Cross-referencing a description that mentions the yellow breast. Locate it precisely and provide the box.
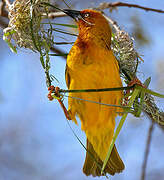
[66,42,122,131]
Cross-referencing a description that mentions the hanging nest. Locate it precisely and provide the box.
[3,0,52,51]
[112,30,140,79]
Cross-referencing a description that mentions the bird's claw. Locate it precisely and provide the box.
[122,77,146,106]
[128,77,146,89]
[47,86,61,101]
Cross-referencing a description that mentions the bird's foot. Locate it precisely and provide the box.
[122,77,146,106]
[47,86,61,101]
[47,86,71,120]
[128,77,146,89]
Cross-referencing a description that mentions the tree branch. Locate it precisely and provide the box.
[43,2,164,20]
[97,2,164,13]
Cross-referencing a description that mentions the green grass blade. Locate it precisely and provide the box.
[4,39,17,53]
[42,23,77,28]
[136,85,164,98]
[144,77,151,87]
[135,77,151,117]
[52,28,77,36]
[49,53,68,56]
[101,88,140,174]
[53,23,77,28]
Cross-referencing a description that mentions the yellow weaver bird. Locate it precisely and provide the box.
[64,9,125,177]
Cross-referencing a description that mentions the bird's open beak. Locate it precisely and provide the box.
[63,9,81,21]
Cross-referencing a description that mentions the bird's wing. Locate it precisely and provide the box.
[65,64,71,89]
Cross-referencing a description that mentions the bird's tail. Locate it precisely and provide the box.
[83,139,125,177]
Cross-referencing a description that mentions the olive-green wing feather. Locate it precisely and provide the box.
[83,139,125,177]
[65,64,71,89]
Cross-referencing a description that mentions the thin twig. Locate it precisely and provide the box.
[43,1,164,20]
[59,85,135,93]
[64,94,130,109]
[141,122,155,180]
[42,11,66,19]
[97,2,164,14]
[54,41,74,45]
[50,46,67,60]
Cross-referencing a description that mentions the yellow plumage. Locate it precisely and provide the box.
[65,9,124,176]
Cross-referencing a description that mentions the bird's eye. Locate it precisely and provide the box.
[84,13,90,18]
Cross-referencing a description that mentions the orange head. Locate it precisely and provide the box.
[63,9,112,48]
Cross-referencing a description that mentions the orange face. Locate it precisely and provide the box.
[63,9,109,29]
[79,10,104,22]
[63,9,112,45]
[77,9,109,28]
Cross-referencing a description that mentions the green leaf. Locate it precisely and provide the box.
[3,29,16,37]
[40,56,45,69]
[136,85,164,98]
[144,77,151,87]
[4,39,17,53]
[135,77,151,117]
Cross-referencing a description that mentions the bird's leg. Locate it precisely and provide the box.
[123,77,146,105]
[47,86,71,120]
[128,77,146,88]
